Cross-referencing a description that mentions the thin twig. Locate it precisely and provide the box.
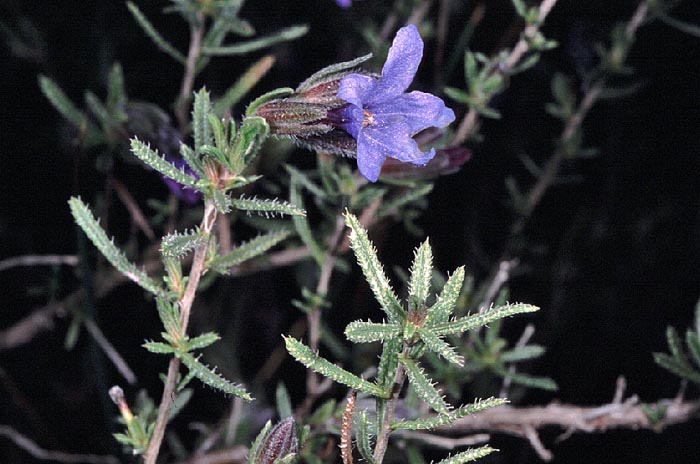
[0,304,66,351]
[0,254,78,272]
[83,319,137,385]
[144,201,218,464]
[373,348,408,463]
[111,178,155,240]
[499,323,535,398]
[0,425,119,464]
[175,12,205,132]
[175,446,248,464]
[393,430,490,449]
[451,0,560,145]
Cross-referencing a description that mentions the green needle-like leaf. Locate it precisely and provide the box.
[156,297,182,339]
[500,345,546,363]
[176,351,252,400]
[686,330,700,370]
[284,337,387,397]
[130,138,199,189]
[432,303,539,336]
[345,321,401,344]
[425,267,465,327]
[69,197,162,295]
[408,239,433,308]
[297,53,372,93]
[232,196,306,217]
[416,327,464,366]
[376,338,401,391]
[401,356,449,414]
[392,397,507,430]
[209,230,291,273]
[434,446,498,463]
[126,2,186,64]
[160,228,208,258]
[290,175,325,265]
[143,341,176,354]
[38,75,101,143]
[193,88,214,153]
[653,352,700,384]
[202,25,308,56]
[213,55,276,116]
[184,332,221,351]
[377,183,433,218]
[355,410,377,464]
[344,212,405,323]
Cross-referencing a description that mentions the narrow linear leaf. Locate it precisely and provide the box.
[434,446,498,464]
[126,1,186,64]
[193,88,213,153]
[432,303,539,336]
[209,230,291,273]
[392,397,507,430]
[416,327,464,367]
[143,341,176,354]
[38,75,100,140]
[202,25,308,56]
[213,55,276,116]
[409,239,433,307]
[344,212,405,323]
[276,382,293,420]
[184,332,220,351]
[653,353,700,384]
[246,87,295,117]
[84,90,110,126]
[232,195,306,217]
[106,62,125,111]
[401,356,449,414]
[344,321,401,344]
[249,421,273,464]
[68,197,161,295]
[130,138,199,188]
[500,345,546,363]
[355,410,376,464]
[283,165,328,201]
[497,369,558,391]
[425,267,465,326]
[377,183,433,218]
[160,228,207,258]
[376,338,402,391]
[176,351,252,400]
[297,53,373,92]
[686,331,700,370]
[156,297,182,339]
[284,337,386,397]
[290,176,325,265]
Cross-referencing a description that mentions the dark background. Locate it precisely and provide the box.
[1,0,699,462]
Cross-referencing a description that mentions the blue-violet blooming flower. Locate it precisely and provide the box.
[335,24,455,182]
[335,0,352,7]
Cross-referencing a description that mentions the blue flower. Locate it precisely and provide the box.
[335,24,455,182]
[335,0,352,7]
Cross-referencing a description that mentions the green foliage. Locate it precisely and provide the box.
[209,230,291,273]
[160,228,208,258]
[68,197,162,295]
[38,75,101,145]
[654,301,700,384]
[202,25,308,56]
[232,196,306,217]
[392,397,507,430]
[130,138,200,189]
[177,351,252,400]
[126,1,186,64]
[434,446,498,464]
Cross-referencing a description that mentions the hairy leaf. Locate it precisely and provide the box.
[160,229,208,258]
[416,327,464,366]
[232,195,306,217]
[209,230,291,273]
[401,356,449,414]
[344,212,405,323]
[184,332,220,351]
[297,53,373,92]
[68,197,161,295]
[284,337,386,397]
[345,321,402,344]
[202,25,308,56]
[392,397,507,430]
[425,267,465,326]
[176,351,252,400]
[408,239,433,308]
[355,410,376,464]
[142,341,176,354]
[193,88,213,154]
[130,139,199,188]
[434,446,497,463]
[432,303,539,336]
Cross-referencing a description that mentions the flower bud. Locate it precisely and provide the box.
[254,417,298,464]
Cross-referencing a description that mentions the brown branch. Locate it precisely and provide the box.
[437,399,700,460]
[451,0,560,145]
[0,425,119,464]
[144,201,218,464]
[175,12,205,132]
[111,178,155,240]
[83,319,137,385]
[0,304,66,351]
[0,254,78,272]
[175,446,248,464]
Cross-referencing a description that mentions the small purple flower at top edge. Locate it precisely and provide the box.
[334,24,455,182]
[335,0,352,7]
[162,155,201,205]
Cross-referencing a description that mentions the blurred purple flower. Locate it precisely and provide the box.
[161,155,201,205]
[334,24,455,182]
[335,0,352,7]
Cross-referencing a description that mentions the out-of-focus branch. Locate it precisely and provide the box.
[0,254,78,272]
[0,425,119,464]
[451,0,560,145]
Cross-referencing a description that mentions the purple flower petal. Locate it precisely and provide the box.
[369,91,455,135]
[337,74,377,110]
[367,24,423,103]
[335,0,352,7]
